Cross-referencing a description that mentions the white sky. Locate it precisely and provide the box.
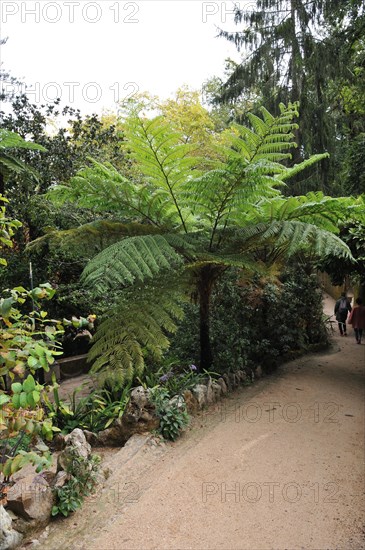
[0,0,245,115]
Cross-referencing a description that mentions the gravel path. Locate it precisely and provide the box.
[37,294,365,550]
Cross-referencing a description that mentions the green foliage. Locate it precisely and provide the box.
[318,217,365,294]
[149,387,189,441]
[0,195,22,266]
[216,1,365,192]
[81,234,184,292]
[0,284,63,381]
[138,362,216,396]
[0,157,63,493]
[44,103,352,379]
[168,265,328,373]
[44,380,132,434]
[88,284,185,389]
[51,449,100,517]
[0,285,64,485]
[0,129,46,185]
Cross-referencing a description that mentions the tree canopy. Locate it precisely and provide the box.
[34,101,357,386]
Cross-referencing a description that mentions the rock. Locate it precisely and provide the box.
[53,471,68,489]
[0,506,23,550]
[130,386,148,409]
[206,380,214,404]
[83,430,101,447]
[191,384,207,408]
[211,381,222,401]
[57,428,91,472]
[6,474,53,529]
[64,428,91,458]
[255,365,263,379]
[38,471,56,486]
[238,370,247,382]
[97,400,159,447]
[123,401,159,433]
[183,390,198,413]
[235,370,244,383]
[216,377,228,395]
[222,373,232,391]
[50,433,65,451]
[227,372,237,389]
[97,422,126,447]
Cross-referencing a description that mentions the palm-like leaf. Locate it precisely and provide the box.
[0,129,46,183]
[82,234,184,291]
[27,220,163,260]
[123,114,203,232]
[88,283,185,388]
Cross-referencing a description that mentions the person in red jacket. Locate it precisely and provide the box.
[348,297,365,344]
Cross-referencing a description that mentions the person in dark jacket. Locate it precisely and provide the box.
[334,292,352,336]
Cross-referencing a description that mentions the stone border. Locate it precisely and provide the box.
[1,368,262,549]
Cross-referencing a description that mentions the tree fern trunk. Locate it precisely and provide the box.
[197,264,224,371]
[198,267,213,371]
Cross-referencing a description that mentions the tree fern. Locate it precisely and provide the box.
[33,102,358,377]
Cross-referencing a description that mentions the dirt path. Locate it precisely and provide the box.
[37,295,364,550]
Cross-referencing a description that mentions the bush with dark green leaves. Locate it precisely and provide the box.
[168,264,327,374]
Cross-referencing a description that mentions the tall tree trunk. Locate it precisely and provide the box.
[290,0,303,165]
[197,265,216,371]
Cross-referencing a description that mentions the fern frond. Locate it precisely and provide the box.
[0,129,46,152]
[27,220,162,259]
[81,234,185,292]
[88,286,185,388]
[229,220,353,261]
[280,154,330,182]
[247,193,360,234]
[124,115,203,232]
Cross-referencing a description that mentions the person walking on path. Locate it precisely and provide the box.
[334,291,352,336]
[347,297,365,344]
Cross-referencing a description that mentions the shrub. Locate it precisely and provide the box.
[44,380,132,435]
[52,449,100,517]
[149,387,189,441]
[167,264,328,373]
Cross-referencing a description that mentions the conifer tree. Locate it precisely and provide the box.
[217,0,364,192]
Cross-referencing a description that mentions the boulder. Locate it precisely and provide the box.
[83,430,101,447]
[216,377,228,395]
[64,428,91,458]
[122,399,159,433]
[6,474,53,529]
[130,386,148,409]
[222,373,232,391]
[191,384,207,408]
[97,398,159,447]
[57,428,91,471]
[211,381,222,401]
[206,380,215,404]
[227,372,237,389]
[168,395,186,411]
[53,471,68,489]
[0,506,23,550]
[183,390,199,414]
[50,433,65,451]
[238,370,247,382]
[255,365,263,379]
